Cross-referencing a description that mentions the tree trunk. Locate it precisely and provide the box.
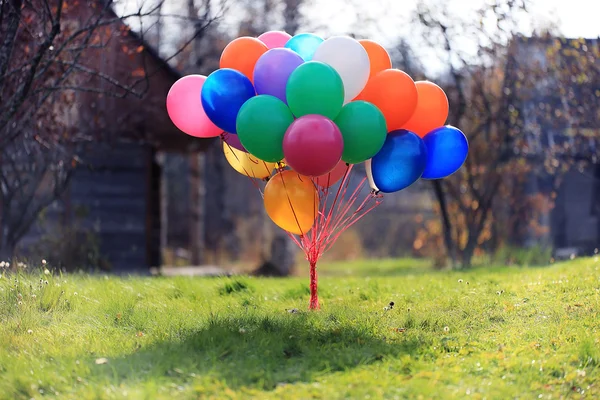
[270,231,295,275]
[431,180,457,268]
[254,230,296,276]
[283,0,301,35]
[0,238,15,263]
[461,236,477,268]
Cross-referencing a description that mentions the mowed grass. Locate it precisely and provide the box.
[1,258,599,399]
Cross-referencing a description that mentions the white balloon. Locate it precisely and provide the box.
[312,36,370,104]
[365,159,379,192]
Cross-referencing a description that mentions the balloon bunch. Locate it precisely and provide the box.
[166,30,469,310]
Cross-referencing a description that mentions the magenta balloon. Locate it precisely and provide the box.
[253,49,304,103]
[283,115,343,177]
[223,133,247,152]
[166,75,222,138]
[258,31,292,49]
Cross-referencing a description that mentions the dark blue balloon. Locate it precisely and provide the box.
[422,125,469,179]
[371,130,427,193]
[201,68,255,134]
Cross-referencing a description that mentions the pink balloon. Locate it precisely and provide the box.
[223,133,247,152]
[313,160,348,188]
[166,75,223,138]
[258,31,292,49]
[283,115,343,177]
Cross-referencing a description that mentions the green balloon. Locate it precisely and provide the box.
[286,61,344,120]
[236,95,295,162]
[334,101,388,164]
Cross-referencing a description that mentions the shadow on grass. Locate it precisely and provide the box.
[106,312,419,391]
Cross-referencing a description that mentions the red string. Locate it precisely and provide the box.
[231,154,383,308]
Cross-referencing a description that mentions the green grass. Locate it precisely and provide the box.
[1,258,599,399]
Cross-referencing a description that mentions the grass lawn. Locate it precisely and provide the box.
[1,258,599,399]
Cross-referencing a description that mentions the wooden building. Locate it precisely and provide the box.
[506,36,600,256]
[17,4,213,272]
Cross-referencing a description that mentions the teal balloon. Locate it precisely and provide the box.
[284,33,324,61]
[236,95,295,162]
[286,61,344,120]
[334,101,387,164]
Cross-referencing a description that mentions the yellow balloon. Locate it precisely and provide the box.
[264,170,319,235]
[223,142,277,179]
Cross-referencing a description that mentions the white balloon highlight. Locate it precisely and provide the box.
[313,36,370,103]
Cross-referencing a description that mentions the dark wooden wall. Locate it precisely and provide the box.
[551,167,599,253]
[68,143,160,271]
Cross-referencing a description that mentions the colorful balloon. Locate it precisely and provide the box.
[402,81,449,137]
[283,114,343,176]
[258,31,292,49]
[284,33,324,61]
[286,61,344,119]
[264,169,319,235]
[220,37,268,82]
[312,36,370,103]
[313,160,349,188]
[236,95,295,162]
[359,40,392,79]
[422,125,468,179]
[371,129,427,193]
[166,75,222,138]
[223,133,247,152]
[355,69,417,131]
[201,68,255,134]
[223,141,276,179]
[334,100,387,164]
[253,48,304,104]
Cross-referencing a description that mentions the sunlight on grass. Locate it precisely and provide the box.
[297,258,432,277]
[1,258,599,398]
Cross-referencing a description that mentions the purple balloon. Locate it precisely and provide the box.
[253,48,304,104]
[223,133,247,152]
[283,114,343,176]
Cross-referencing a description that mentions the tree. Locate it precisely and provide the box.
[0,0,222,262]
[412,0,599,267]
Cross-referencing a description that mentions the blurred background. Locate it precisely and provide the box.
[0,0,598,274]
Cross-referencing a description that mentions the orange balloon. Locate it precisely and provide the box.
[402,81,449,137]
[220,37,268,82]
[359,40,392,79]
[264,170,318,235]
[355,69,417,131]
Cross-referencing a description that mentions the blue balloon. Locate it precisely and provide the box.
[371,130,427,193]
[284,33,324,61]
[422,125,469,179]
[201,68,255,134]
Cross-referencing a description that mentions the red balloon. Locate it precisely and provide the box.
[283,115,343,177]
[313,160,348,188]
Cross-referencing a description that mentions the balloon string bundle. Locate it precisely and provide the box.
[167,30,470,311]
[221,137,383,309]
[281,164,383,310]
